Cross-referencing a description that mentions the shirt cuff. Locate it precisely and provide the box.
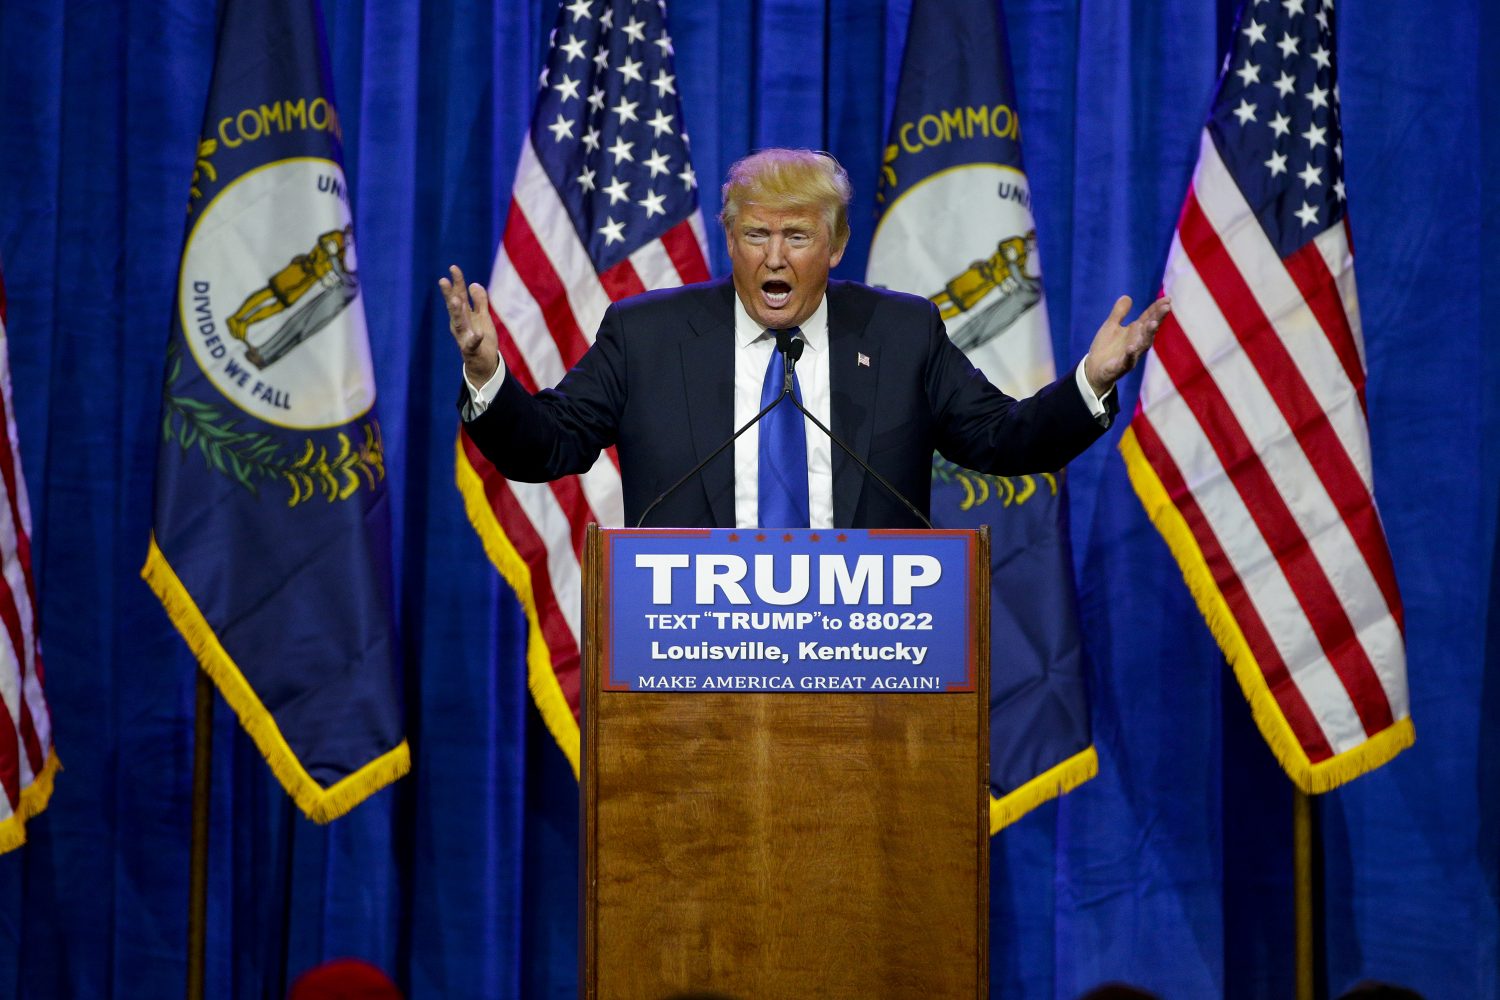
[1074,356,1113,420]
[463,363,506,418]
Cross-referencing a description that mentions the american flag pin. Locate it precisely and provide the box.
[857,352,870,367]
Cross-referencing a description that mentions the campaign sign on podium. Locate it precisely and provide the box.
[582,525,989,998]
[599,528,977,693]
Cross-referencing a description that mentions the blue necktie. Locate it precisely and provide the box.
[757,329,809,528]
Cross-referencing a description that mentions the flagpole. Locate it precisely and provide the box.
[1294,788,1317,1000]
[187,670,212,1000]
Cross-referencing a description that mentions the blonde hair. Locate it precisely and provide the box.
[719,149,853,252]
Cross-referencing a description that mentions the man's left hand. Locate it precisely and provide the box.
[1084,294,1171,398]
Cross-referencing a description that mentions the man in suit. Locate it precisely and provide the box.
[442,149,1168,529]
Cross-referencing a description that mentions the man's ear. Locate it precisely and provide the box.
[830,241,847,269]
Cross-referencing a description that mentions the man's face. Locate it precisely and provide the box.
[725,204,845,330]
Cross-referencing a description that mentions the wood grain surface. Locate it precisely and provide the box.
[582,527,989,1000]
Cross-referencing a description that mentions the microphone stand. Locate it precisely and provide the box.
[633,342,797,527]
[635,330,934,530]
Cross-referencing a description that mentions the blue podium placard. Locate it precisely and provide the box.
[600,529,976,693]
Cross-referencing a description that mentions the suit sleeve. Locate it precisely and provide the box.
[923,302,1115,475]
[459,304,630,482]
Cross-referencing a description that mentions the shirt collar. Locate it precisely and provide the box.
[732,286,829,353]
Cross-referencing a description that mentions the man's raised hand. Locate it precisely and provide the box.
[1083,294,1171,398]
[439,264,501,387]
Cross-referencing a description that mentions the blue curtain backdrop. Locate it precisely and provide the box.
[0,0,1494,996]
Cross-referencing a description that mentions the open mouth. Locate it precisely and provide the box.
[761,281,792,309]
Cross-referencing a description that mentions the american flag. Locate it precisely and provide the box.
[455,0,710,772]
[1120,0,1412,791]
[0,264,58,852]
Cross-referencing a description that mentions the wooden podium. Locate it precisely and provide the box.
[580,526,990,999]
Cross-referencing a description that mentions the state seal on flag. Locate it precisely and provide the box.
[178,157,376,430]
[867,164,1054,396]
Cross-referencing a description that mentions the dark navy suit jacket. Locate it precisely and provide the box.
[463,278,1113,528]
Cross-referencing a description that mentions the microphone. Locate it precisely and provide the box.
[633,332,802,528]
[634,329,934,530]
[773,327,805,396]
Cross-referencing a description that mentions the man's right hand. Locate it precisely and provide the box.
[439,264,501,387]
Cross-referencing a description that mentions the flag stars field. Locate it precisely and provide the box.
[644,148,671,177]
[612,96,639,123]
[603,176,629,204]
[647,109,673,136]
[461,0,712,775]
[1210,0,1344,257]
[598,217,625,244]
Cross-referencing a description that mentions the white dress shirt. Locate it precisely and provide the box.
[464,289,1111,529]
[732,294,834,529]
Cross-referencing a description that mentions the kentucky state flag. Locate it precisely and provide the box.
[142,0,406,822]
[867,0,1094,832]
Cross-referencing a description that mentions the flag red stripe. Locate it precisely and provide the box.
[0,682,19,808]
[0,374,43,768]
[598,258,647,302]
[485,482,583,716]
[1281,236,1368,411]
[462,432,583,716]
[16,703,39,778]
[546,469,595,561]
[0,387,39,601]
[0,577,41,772]
[1180,193,1405,634]
[1131,412,1336,762]
[1278,248,1404,632]
[660,219,712,283]
[493,311,542,396]
[502,201,593,372]
[1150,311,1395,735]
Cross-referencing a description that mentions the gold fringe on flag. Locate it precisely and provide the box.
[141,537,410,822]
[989,744,1097,834]
[455,436,582,777]
[1119,428,1413,793]
[0,749,61,853]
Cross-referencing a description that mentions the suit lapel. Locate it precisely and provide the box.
[680,280,737,527]
[827,282,879,528]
